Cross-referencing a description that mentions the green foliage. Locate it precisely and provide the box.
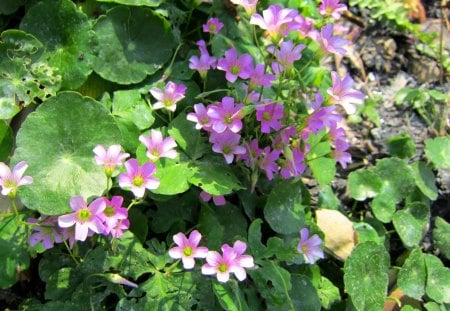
[433,217,450,260]
[425,136,450,169]
[0,120,13,161]
[387,133,416,158]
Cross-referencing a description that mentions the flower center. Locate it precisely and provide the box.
[164,99,173,107]
[200,117,209,125]
[104,205,115,217]
[302,245,309,254]
[230,65,240,75]
[262,111,271,121]
[150,149,160,157]
[209,24,216,32]
[222,145,232,154]
[183,246,193,257]
[78,209,91,222]
[3,180,16,188]
[224,114,233,124]
[133,175,144,187]
[218,263,228,273]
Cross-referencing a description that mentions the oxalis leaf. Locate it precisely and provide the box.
[12,91,122,215]
[20,0,94,89]
[397,248,426,300]
[344,241,390,311]
[213,281,249,311]
[424,136,450,169]
[92,6,176,84]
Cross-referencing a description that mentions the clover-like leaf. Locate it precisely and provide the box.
[424,254,450,303]
[397,248,426,300]
[348,169,383,201]
[344,242,390,311]
[12,91,122,215]
[433,217,450,260]
[411,161,438,200]
[20,0,94,89]
[93,6,176,84]
[425,136,450,169]
[153,159,192,195]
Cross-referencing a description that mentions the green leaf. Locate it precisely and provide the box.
[0,120,13,161]
[112,89,154,130]
[45,267,82,300]
[387,133,416,158]
[291,274,321,311]
[308,157,336,186]
[213,282,249,311]
[168,113,208,160]
[344,242,390,311]
[397,248,426,300]
[198,204,225,249]
[188,155,242,196]
[433,217,450,260]
[424,302,448,311]
[96,0,162,6]
[424,254,450,303]
[12,91,122,215]
[20,0,94,89]
[411,161,438,200]
[1,29,43,60]
[247,218,267,259]
[392,209,425,248]
[317,276,341,309]
[93,6,176,84]
[425,136,450,169]
[318,185,340,210]
[0,215,30,289]
[354,222,385,245]
[153,159,192,195]
[348,169,383,201]
[114,117,141,152]
[0,0,24,15]
[264,179,306,235]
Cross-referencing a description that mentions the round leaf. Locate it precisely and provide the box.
[397,248,426,299]
[425,136,450,169]
[344,242,390,311]
[411,161,438,200]
[93,6,176,84]
[12,91,122,215]
[20,0,94,89]
[348,169,383,201]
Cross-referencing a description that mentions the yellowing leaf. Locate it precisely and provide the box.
[316,209,357,261]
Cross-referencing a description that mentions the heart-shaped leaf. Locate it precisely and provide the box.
[12,91,122,215]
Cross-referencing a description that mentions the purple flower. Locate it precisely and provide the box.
[0,161,33,197]
[168,230,208,269]
[217,48,253,83]
[209,130,246,164]
[333,138,352,169]
[58,196,106,242]
[230,0,258,15]
[240,138,263,168]
[250,5,299,41]
[106,274,138,288]
[200,190,226,206]
[249,63,276,89]
[259,147,281,180]
[187,103,212,131]
[118,158,160,198]
[139,129,178,162]
[203,17,224,34]
[280,146,306,179]
[189,40,217,79]
[327,71,364,114]
[93,144,129,176]
[99,196,129,238]
[268,40,306,74]
[207,96,244,133]
[202,241,254,283]
[256,102,284,133]
[29,216,63,249]
[297,228,324,264]
[150,81,186,112]
[319,0,347,19]
[310,24,348,55]
[294,15,316,38]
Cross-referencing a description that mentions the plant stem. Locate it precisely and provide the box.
[63,240,80,265]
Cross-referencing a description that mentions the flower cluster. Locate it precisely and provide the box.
[187,2,363,183]
[168,230,255,283]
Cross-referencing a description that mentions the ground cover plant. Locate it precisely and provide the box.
[0,0,449,310]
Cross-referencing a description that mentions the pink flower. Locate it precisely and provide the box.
[168,230,208,269]
[207,96,244,133]
[203,17,223,34]
[106,274,138,288]
[200,190,226,206]
[58,196,106,242]
[310,24,348,55]
[202,241,254,283]
[189,40,217,79]
[249,63,276,89]
[118,158,160,198]
[139,129,178,162]
[280,146,306,179]
[209,130,246,164]
[187,103,212,131]
[297,228,324,264]
[259,147,281,180]
[28,216,63,249]
[294,15,316,38]
[327,71,364,114]
[256,102,284,133]
[333,138,352,169]
[250,4,299,41]
[240,138,263,168]
[268,40,306,74]
[318,0,347,19]
[99,196,129,238]
[93,144,129,176]
[0,161,33,197]
[230,0,258,15]
[150,81,186,112]
[217,48,253,83]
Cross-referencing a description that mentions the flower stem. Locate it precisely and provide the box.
[63,240,80,265]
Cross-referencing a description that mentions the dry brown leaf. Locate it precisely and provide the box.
[316,209,357,261]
